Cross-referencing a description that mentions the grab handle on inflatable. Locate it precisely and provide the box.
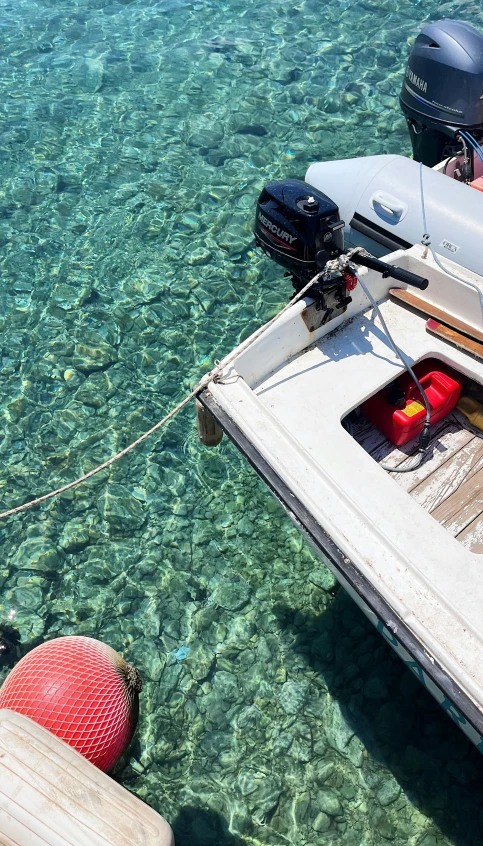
[371,190,408,221]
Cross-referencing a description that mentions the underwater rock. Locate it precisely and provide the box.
[279,679,309,715]
[237,768,282,821]
[13,582,44,612]
[272,732,293,756]
[377,779,401,807]
[308,566,337,591]
[211,576,251,611]
[10,178,37,207]
[73,371,117,408]
[133,597,161,638]
[100,484,146,533]
[14,612,45,641]
[12,539,62,573]
[51,282,91,312]
[114,183,141,202]
[73,337,118,373]
[186,118,224,149]
[237,124,268,136]
[71,58,104,93]
[135,211,167,241]
[131,639,165,681]
[156,663,184,706]
[235,705,262,732]
[293,792,311,825]
[218,224,248,256]
[34,169,59,195]
[325,700,355,756]
[192,519,215,548]
[323,94,340,113]
[346,734,365,768]
[185,641,215,681]
[364,675,389,700]
[314,760,335,784]
[417,835,440,846]
[59,519,90,552]
[313,811,331,833]
[63,368,84,388]
[316,788,342,817]
[375,810,396,840]
[237,516,254,537]
[211,670,239,704]
[200,730,234,758]
[188,247,212,266]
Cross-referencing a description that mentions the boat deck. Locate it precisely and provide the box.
[352,406,483,553]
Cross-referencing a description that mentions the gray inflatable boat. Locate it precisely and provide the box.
[305,18,483,278]
[305,153,483,277]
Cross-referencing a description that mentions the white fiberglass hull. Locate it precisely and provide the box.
[201,245,483,751]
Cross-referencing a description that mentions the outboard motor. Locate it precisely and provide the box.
[254,179,345,289]
[400,20,483,170]
[254,179,352,323]
[254,179,428,324]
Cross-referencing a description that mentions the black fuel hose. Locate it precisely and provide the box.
[355,271,432,473]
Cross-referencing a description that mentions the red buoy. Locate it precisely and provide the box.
[0,636,142,772]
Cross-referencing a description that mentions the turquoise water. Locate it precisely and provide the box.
[2,0,483,842]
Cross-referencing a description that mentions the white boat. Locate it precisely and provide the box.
[197,20,483,749]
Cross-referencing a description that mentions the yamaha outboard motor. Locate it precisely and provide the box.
[400,20,483,169]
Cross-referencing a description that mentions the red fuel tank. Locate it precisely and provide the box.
[360,358,463,447]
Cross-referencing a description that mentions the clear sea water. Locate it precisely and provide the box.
[2,0,483,843]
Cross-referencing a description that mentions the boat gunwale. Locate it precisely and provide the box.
[199,387,483,743]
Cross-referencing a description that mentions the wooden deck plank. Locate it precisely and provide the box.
[360,417,457,470]
[457,515,483,554]
[350,417,388,454]
[352,406,483,553]
[431,462,483,536]
[392,424,473,491]
[410,436,483,514]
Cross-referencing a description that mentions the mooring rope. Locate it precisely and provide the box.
[0,272,322,520]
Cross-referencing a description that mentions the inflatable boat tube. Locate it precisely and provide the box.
[305,155,483,276]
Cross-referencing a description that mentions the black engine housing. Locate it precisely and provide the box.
[254,179,344,290]
[400,19,483,166]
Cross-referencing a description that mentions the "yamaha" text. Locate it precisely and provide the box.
[406,66,428,94]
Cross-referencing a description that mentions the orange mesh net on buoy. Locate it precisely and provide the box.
[0,635,142,772]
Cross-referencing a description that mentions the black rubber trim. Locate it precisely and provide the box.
[350,212,414,253]
[199,387,483,740]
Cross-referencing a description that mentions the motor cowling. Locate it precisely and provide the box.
[254,179,344,291]
[400,19,483,166]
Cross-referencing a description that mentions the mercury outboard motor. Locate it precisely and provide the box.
[254,179,353,322]
[400,20,483,168]
[254,179,428,324]
[254,179,345,288]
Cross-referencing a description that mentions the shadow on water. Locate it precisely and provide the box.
[172,806,245,846]
[275,588,483,846]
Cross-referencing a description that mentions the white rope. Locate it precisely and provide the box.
[0,272,322,520]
